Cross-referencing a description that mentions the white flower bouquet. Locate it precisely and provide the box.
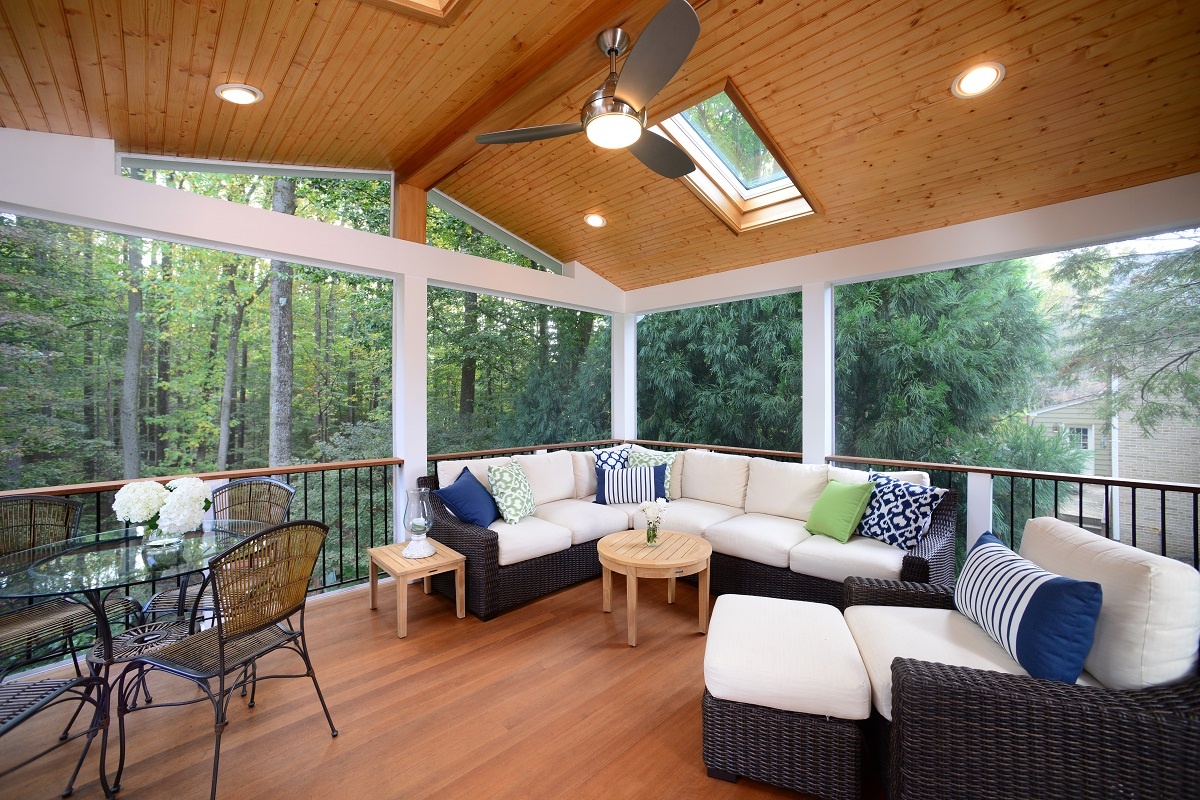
[639,497,668,546]
[113,477,212,536]
[112,481,170,527]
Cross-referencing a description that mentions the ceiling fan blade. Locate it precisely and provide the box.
[476,122,584,145]
[613,0,700,112]
[628,130,695,179]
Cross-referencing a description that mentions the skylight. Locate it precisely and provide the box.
[678,92,787,196]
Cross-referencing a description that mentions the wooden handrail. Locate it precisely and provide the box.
[427,440,620,461]
[0,457,405,499]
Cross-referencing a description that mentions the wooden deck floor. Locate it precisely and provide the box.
[3,576,882,800]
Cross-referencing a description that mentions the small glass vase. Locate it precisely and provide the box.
[402,487,437,558]
[646,522,660,547]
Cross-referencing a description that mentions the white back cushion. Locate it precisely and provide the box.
[681,450,751,508]
[571,451,598,498]
[513,451,576,506]
[1020,516,1200,690]
[436,456,512,493]
[630,445,685,500]
[744,459,828,520]
[827,466,930,487]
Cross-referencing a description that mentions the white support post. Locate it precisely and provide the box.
[393,273,428,542]
[965,471,994,549]
[611,312,638,441]
[801,283,834,465]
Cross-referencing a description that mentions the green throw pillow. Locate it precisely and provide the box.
[487,462,536,525]
[805,480,874,543]
[627,450,678,497]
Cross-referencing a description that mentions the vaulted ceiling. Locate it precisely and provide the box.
[1,0,1197,289]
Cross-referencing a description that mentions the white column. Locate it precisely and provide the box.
[801,283,834,465]
[966,471,994,549]
[611,312,638,440]
[394,273,428,542]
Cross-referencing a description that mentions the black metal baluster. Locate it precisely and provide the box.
[1104,484,1111,539]
[369,466,376,547]
[1160,489,1167,557]
[1008,476,1016,549]
[1078,481,1085,528]
[337,468,344,588]
[353,467,360,580]
[1131,488,1138,549]
[1053,481,1060,520]
[1193,491,1198,568]
[384,464,390,544]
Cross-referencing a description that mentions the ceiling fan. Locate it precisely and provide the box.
[474,0,700,179]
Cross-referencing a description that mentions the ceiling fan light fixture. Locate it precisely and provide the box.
[215,83,264,105]
[585,110,643,149]
[584,213,607,228]
[951,62,1005,98]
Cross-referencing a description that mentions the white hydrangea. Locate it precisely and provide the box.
[639,497,668,525]
[112,481,170,525]
[157,478,213,534]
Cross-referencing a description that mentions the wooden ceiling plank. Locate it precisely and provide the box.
[90,0,130,148]
[0,3,46,130]
[142,0,173,151]
[119,0,148,152]
[61,0,111,139]
[189,0,254,160]
[30,0,93,136]
[208,0,278,161]
[2,0,73,134]
[159,0,198,155]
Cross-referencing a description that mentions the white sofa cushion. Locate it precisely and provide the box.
[1019,516,1200,690]
[681,450,751,508]
[632,498,742,536]
[581,495,640,528]
[514,451,576,506]
[743,459,828,521]
[487,516,573,566]
[704,513,812,569]
[534,498,630,545]
[828,466,929,487]
[789,534,906,583]
[571,451,597,498]
[437,456,512,493]
[706,595,870,719]
[631,445,685,500]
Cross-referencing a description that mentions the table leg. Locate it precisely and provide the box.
[667,575,676,604]
[602,566,613,612]
[698,559,710,634]
[368,557,378,610]
[455,564,466,619]
[626,569,639,647]
[396,575,408,638]
[423,576,432,594]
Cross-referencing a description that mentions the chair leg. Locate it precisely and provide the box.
[61,687,105,798]
[209,717,228,800]
[298,634,337,737]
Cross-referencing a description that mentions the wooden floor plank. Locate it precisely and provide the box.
[1,577,881,799]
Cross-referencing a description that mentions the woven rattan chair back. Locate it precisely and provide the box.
[211,477,294,525]
[0,496,81,557]
[208,521,325,641]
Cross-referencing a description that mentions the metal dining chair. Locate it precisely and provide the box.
[110,520,337,799]
[141,478,295,620]
[0,496,139,678]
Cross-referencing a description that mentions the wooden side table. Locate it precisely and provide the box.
[368,538,466,638]
[597,529,712,646]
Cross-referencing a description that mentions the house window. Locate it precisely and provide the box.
[1066,427,1091,450]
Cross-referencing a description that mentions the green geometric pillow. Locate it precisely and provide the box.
[805,480,874,543]
[627,450,678,498]
[487,462,536,525]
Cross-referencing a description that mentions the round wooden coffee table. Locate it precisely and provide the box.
[597,529,712,646]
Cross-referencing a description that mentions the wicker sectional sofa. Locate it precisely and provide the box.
[418,446,957,620]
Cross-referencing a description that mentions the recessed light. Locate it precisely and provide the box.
[215,83,264,105]
[951,62,1005,98]
[584,214,607,228]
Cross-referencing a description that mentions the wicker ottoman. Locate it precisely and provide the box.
[703,594,871,800]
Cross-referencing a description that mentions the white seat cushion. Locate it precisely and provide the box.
[844,605,1103,720]
[706,595,870,719]
[789,534,906,583]
[1019,516,1200,690]
[581,495,639,528]
[828,466,929,487]
[681,450,751,508]
[437,456,512,493]
[487,516,572,566]
[631,498,742,536]
[534,498,630,545]
[514,451,576,506]
[744,459,828,521]
[704,513,812,569]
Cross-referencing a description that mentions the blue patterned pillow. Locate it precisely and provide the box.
[856,470,947,549]
[956,532,1103,683]
[595,464,666,505]
[592,444,631,471]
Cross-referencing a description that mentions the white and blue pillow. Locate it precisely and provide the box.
[955,532,1103,683]
[595,464,666,505]
[856,470,947,549]
[592,444,632,471]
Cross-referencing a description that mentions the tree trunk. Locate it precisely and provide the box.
[237,340,248,463]
[216,303,246,471]
[459,292,479,416]
[120,170,145,478]
[155,247,172,465]
[268,176,296,466]
[81,230,97,478]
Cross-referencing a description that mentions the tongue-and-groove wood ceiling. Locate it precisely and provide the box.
[1,0,1197,289]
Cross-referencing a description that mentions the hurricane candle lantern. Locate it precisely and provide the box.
[402,487,437,558]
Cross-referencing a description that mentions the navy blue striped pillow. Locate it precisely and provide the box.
[595,464,667,505]
[955,532,1103,683]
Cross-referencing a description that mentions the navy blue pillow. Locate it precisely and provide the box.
[433,467,499,527]
[955,532,1103,683]
[595,464,667,505]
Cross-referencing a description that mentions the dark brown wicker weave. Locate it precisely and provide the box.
[111,521,337,800]
[418,475,602,620]
[142,477,295,620]
[704,490,957,609]
[843,576,1200,800]
[702,689,863,800]
[0,496,139,676]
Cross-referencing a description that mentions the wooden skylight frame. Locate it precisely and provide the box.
[653,80,821,235]
[359,0,474,26]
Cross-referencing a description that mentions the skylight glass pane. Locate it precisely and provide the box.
[679,92,786,191]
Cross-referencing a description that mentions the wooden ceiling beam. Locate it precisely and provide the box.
[394,0,646,189]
